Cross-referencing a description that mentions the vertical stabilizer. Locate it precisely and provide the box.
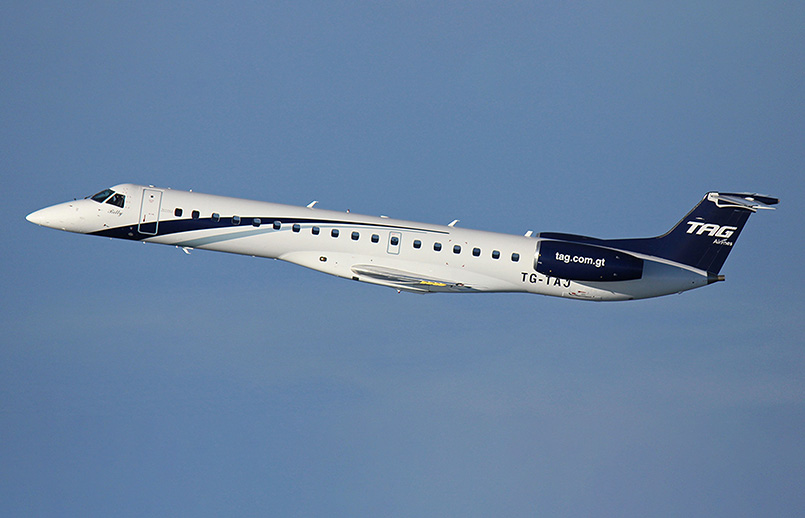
[618,192,778,273]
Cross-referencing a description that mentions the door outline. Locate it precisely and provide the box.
[138,189,162,235]
[387,232,402,255]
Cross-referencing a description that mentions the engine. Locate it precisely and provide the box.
[535,240,643,282]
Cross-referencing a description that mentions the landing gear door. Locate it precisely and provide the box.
[139,188,162,235]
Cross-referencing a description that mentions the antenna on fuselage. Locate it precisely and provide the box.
[307,201,318,208]
[448,219,459,227]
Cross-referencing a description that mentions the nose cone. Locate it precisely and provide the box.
[25,209,50,227]
[26,208,49,226]
[25,202,80,231]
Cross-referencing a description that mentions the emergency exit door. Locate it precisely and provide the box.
[387,232,402,254]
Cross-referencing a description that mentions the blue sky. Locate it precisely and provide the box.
[2,2,803,516]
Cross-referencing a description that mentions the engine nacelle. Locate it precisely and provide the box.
[535,240,643,282]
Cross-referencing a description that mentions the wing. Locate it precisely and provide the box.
[350,264,478,293]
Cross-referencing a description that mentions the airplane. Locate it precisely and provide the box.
[26,184,777,301]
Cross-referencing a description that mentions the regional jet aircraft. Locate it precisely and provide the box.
[26,185,777,301]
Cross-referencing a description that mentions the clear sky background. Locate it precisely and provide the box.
[2,2,803,516]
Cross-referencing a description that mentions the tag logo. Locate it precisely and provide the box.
[685,221,737,238]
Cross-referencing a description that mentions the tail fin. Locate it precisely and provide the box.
[539,192,778,275]
[621,192,778,273]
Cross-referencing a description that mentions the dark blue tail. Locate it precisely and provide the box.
[539,192,778,274]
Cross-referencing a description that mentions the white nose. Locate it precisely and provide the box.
[25,203,79,231]
[26,209,46,225]
[26,207,58,227]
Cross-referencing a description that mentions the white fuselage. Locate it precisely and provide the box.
[26,183,713,301]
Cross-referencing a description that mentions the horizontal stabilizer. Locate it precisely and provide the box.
[706,192,778,211]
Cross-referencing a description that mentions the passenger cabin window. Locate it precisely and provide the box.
[192,210,200,219]
[89,189,114,203]
[273,221,281,230]
[492,250,500,260]
[472,247,481,257]
[253,218,261,227]
[293,223,301,233]
[511,252,520,262]
[390,236,399,246]
[174,208,183,217]
[232,215,241,225]
[453,245,461,254]
[371,234,380,243]
[331,229,339,238]
[351,231,360,241]
[413,240,422,249]
[105,194,125,208]
[312,226,320,235]
[434,242,442,252]
[212,213,220,222]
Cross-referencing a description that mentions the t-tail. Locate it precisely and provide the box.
[627,192,779,274]
[538,192,778,282]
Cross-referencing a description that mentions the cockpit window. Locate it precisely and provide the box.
[90,189,115,203]
[105,193,125,208]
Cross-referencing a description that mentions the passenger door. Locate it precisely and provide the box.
[138,188,162,235]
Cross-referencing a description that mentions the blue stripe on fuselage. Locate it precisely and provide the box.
[89,216,448,241]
